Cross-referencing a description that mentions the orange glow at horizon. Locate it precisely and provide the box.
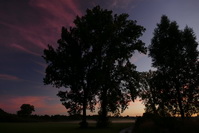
[0,96,145,116]
[121,100,145,116]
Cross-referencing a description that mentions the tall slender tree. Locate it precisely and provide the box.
[149,15,199,118]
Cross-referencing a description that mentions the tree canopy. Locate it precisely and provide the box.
[43,6,146,127]
[148,15,199,118]
[17,104,35,116]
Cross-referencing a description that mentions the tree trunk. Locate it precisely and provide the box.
[79,87,88,128]
[175,81,185,119]
[150,87,158,115]
[176,87,185,119]
[152,101,158,115]
[160,100,166,117]
[97,87,109,128]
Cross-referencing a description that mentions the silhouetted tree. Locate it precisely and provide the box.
[43,6,146,128]
[0,108,8,116]
[139,71,158,114]
[43,20,97,128]
[17,104,35,116]
[140,70,172,117]
[78,7,146,127]
[149,15,199,118]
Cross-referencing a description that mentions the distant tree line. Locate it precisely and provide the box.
[0,107,136,123]
[0,104,36,122]
[0,107,81,122]
[43,6,199,128]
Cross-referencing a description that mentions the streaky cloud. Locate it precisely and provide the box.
[0,74,21,81]
[29,0,83,27]
[110,0,137,9]
[0,20,47,50]
[11,43,41,56]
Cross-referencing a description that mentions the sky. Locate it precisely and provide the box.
[0,0,199,116]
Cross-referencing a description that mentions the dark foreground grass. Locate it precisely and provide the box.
[133,114,199,133]
[0,122,133,133]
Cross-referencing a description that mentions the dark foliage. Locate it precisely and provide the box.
[148,15,199,118]
[0,108,37,122]
[133,113,199,133]
[43,5,146,128]
[17,104,35,116]
[139,71,172,117]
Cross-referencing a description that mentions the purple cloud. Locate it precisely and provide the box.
[0,74,21,81]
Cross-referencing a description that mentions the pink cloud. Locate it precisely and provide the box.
[24,0,84,52]
[33,61,47,75]
[0,95,67,115]
[30,0,82,28]
[11,43,41,56]
[35,61,47,68]
[0,20,47,52]
[65,0,82,16]
[0,74,20,81]
[1,1,84,56]
[34,69,45,76]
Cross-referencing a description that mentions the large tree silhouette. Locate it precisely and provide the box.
[43,6,146,127]
[149,15,199,118]
[82,6,146,127]
[43,20,97,128]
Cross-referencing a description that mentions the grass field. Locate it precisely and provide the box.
[0,122,133,133]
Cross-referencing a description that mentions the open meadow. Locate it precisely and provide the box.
[0,121,133,133]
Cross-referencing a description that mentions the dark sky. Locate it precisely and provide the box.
[0,0,199,115]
